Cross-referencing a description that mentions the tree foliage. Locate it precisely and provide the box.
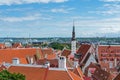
[49,42,64,50]
[0,70,25,80]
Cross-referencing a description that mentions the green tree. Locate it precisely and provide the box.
[49,42,64,50]
[0,70,25,80]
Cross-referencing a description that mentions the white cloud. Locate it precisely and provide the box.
[89,3,120,15]
[0,0,68,5]
[0,13,51,22]
[100,0,120,2]
[51,8,74,13]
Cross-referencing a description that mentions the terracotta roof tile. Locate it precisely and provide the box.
[8,66,46,80]
[8,65,83,80]
[113,73,120,80]
[61,49,71,58]
[73,66,85,80]
[68,70,83,80]
[98,45,120,72]
[77,44,91,62]
[0,48,42,64]
[36,59,58,67]
[92,67,110,80]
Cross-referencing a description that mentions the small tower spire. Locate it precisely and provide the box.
[72,21,75,41]
[71,21,76,56]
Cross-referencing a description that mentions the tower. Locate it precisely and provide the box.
[71,21,76,56]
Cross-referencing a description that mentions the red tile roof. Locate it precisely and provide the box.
[0,48,42,64]
[92,67,111,80]
[73,66,85,80]
[42,48,56,59]
[8,65,83,80]
[61,49,71,58]
[98,45,120,72]
[77,44,91,63]
[113,73,120,80]
[36,59,58,67]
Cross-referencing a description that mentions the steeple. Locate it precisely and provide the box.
[72,21,75,41]
[71,21,76,56]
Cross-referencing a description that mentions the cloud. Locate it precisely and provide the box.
[51,8,74,13]
[100,0,120,2]
[89,3,120,15]
[0,0,68,5]
[0,13,52,22]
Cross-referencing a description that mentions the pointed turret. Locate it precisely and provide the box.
[72,21,75,41]
[71,21,76,56]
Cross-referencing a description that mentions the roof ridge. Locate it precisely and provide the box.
[66,69,74,80]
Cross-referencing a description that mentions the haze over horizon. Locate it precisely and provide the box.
[0,0,120,38]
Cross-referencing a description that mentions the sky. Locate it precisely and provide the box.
[0,0,120,38]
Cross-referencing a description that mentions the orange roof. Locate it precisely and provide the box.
[98,45,120,72]
[41,48,56,59]
[36,59,58,67]
[8,65,83,80]
[73,66,85,80]
[77,44,91,62]
[68,70,84,80]
[8,66,46,80]
[0,48,43,64]
[42,48,53,55]
[61,49,71,58]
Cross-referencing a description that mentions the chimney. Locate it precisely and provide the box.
[114,58,117,67]
[30,57,34,64]
[12,58,20,64]
[58,56,66,68]
[45,61,50,67]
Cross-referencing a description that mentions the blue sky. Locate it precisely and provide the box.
[0,0,120,38]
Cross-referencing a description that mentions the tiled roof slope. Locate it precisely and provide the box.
[0,48,42,64]
[61,49,71,58]
[113,73,120,80]
[77,44,91,62]
[8,65,83,80]
[36,59,58,67]
[73,66,85,80]
[92,67,110,80]
[8,66,46,80]
[42,48,56,59]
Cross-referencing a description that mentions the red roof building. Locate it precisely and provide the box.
[7,65,84,80]
[98,45,120,73]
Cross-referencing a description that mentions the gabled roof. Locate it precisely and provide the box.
[12,43,23,48]
[77,44,91,63]
[61,49,71,58]
[84,62,100,76]
[0,48,42,64]
[8,65,83,80]
[92,67,110,80]
[42,48,53,55]
[73,66,85,80]
[42,48,56,59]
[36,59,58,67]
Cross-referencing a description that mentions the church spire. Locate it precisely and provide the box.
[72,21,75,41]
